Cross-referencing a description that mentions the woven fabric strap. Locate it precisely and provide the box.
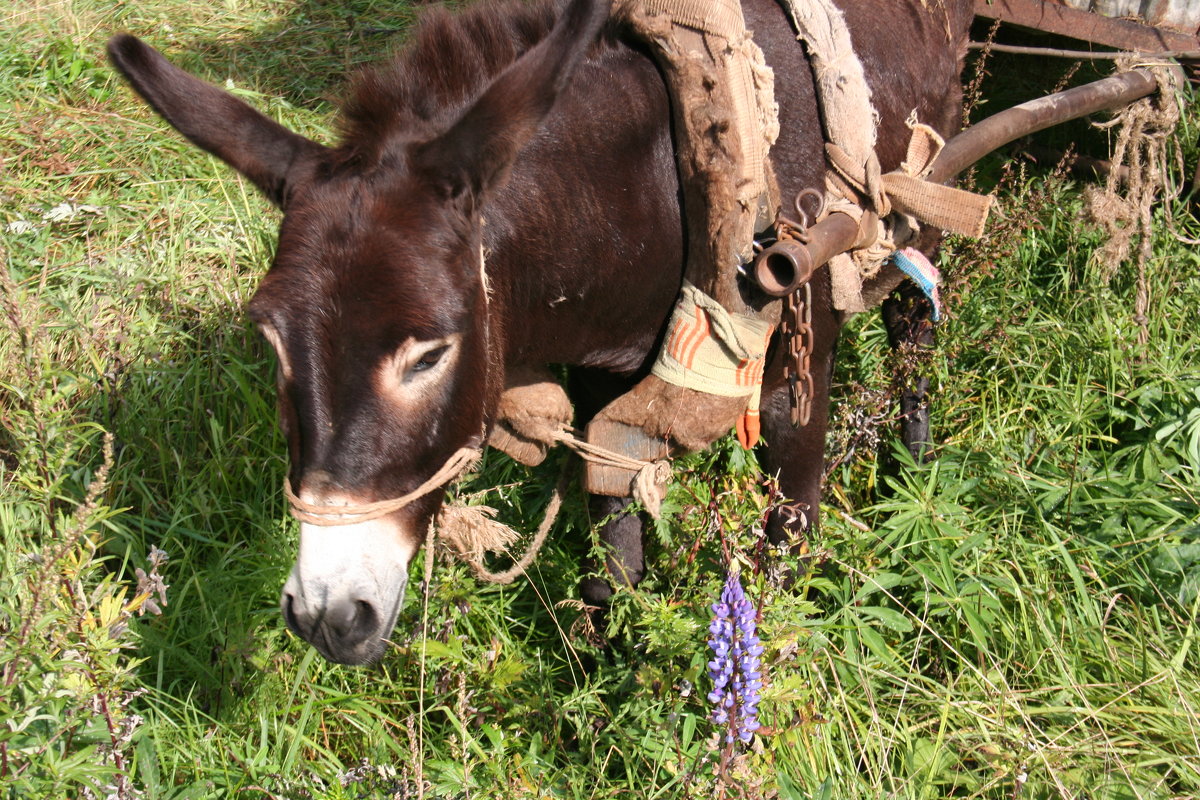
[648,281,768,448]
[651,282,772,398]
[650,282,772,447]
[639,0,744,42]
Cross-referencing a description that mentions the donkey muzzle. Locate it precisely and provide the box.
[281,517,414,665]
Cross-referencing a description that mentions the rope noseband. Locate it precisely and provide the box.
[281,428,670,584]
[283,447,481,526]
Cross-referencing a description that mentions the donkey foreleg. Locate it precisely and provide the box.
[579,495,646,604]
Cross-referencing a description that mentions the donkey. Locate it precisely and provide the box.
[109,0,973,665]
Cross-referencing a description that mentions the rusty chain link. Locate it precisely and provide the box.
[782,281,813,427]
[770,199,816,428]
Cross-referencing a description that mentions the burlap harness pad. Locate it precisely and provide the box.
[780,0,991,312]
[487,366,574,466]
[615,0,780,295]
[578,0,783,497]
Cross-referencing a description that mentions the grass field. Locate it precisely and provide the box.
[3,1,1200,798]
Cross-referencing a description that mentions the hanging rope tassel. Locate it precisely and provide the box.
[436,467,569,585]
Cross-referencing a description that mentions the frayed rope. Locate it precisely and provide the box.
[284,427,672,583]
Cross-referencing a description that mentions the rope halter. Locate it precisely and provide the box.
[283,447,481,526]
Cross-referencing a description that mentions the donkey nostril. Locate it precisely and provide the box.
[281,591,304,632]
[354,599,378,632]
[326,597,378,644]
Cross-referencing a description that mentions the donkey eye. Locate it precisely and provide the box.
[409,345,450,376]
[390,337,459,389]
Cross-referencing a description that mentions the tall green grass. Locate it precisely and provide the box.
[2,2,1198,797]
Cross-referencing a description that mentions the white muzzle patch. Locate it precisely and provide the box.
[282,514,416,664]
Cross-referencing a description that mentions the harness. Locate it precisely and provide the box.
[286,0,994,579]
[574,0,992,499]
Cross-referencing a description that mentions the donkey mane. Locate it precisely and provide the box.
[338,0,589,158]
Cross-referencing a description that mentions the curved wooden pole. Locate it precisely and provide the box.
[746,68,1164,297]
[927,68,1159,184]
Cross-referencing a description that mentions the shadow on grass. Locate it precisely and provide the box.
[185,0,422,108]
[113,0,466,112]
[95,299,298,717]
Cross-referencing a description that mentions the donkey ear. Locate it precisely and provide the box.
[107,35,326,208]
[412,0,610,202]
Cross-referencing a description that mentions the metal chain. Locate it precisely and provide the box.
[782,281,814,427]
[771,196,816,428]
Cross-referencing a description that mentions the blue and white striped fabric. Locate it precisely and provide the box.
[891,247,942,322]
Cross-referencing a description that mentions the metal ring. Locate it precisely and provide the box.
[793,189,826,229]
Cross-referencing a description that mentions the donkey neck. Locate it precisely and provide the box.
[481,39,685,375]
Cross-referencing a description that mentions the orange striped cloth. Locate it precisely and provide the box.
[651,282,773,448]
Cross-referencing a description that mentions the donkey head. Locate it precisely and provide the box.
[109,0,609,664]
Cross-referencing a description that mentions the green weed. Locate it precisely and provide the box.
[2,2,1199,798]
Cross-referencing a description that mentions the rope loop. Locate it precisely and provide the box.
[439,468,569,584]
[284,447,481,526]
[281,425,674,582]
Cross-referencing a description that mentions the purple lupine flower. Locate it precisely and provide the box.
[706,570,764,744]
